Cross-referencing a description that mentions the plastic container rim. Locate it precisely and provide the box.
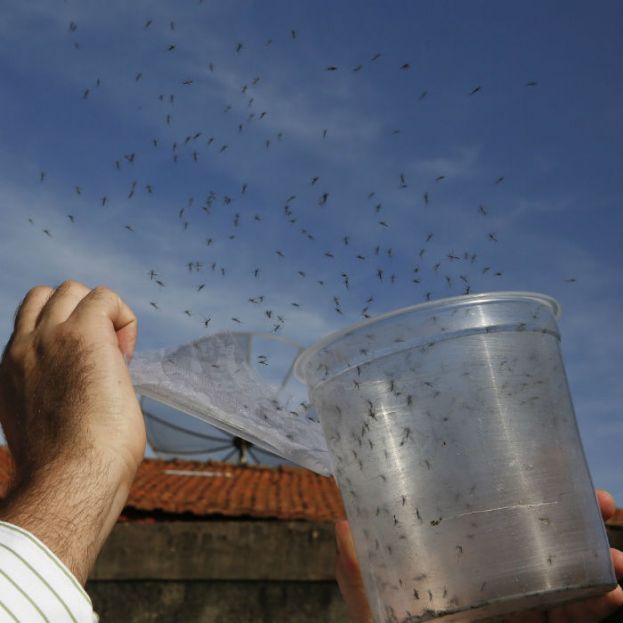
[294,291,560,383]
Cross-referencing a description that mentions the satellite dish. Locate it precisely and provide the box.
[140,332,306,466]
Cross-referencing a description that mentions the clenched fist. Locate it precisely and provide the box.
[0,280,146,583]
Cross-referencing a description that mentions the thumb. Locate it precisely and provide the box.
[117,320,138,365]
[69,286,138,362]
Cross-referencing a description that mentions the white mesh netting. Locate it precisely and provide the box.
[129,332,332,475]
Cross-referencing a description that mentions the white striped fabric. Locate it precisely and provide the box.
[0,522,98,623]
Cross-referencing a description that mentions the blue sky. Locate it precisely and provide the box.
[0,0,621,499]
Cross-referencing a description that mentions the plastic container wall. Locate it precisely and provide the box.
[295,292,616,623]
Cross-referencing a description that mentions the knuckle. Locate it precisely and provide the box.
[1,339,32,382]
[91,285,113,299]
[58,279,85,292]
[26,285,53,299]
[2,337,24,366]
[126,302,137,321]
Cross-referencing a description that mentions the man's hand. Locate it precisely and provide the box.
[336,489,623,623]
[0,280,146,584]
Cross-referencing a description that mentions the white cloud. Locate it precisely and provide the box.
[407,145,482,180]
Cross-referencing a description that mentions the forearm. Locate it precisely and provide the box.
[0,453,134,585]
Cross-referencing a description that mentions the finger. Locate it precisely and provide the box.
[12,286,54,335]
[549,585,623,623]
[336,520,370,582]
[36,280,92,329]
[336,520,359,569]
[548,550,623,623]
[68,286,138,360]
[335,561,372,623]
[596,489,617,521]
[335,521,372,623]
[456,551,623,623]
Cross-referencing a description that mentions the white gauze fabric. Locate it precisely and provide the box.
[129,332,332,476]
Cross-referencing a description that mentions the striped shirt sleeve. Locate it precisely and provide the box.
[0,521,98,623]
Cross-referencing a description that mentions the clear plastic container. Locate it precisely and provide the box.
[295,292,616,623]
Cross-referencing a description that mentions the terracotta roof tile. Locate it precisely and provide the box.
[2,448,623,527]
[0,447,345,522]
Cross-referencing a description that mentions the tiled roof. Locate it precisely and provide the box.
[0,447,345,522]
[3,446,620,526]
